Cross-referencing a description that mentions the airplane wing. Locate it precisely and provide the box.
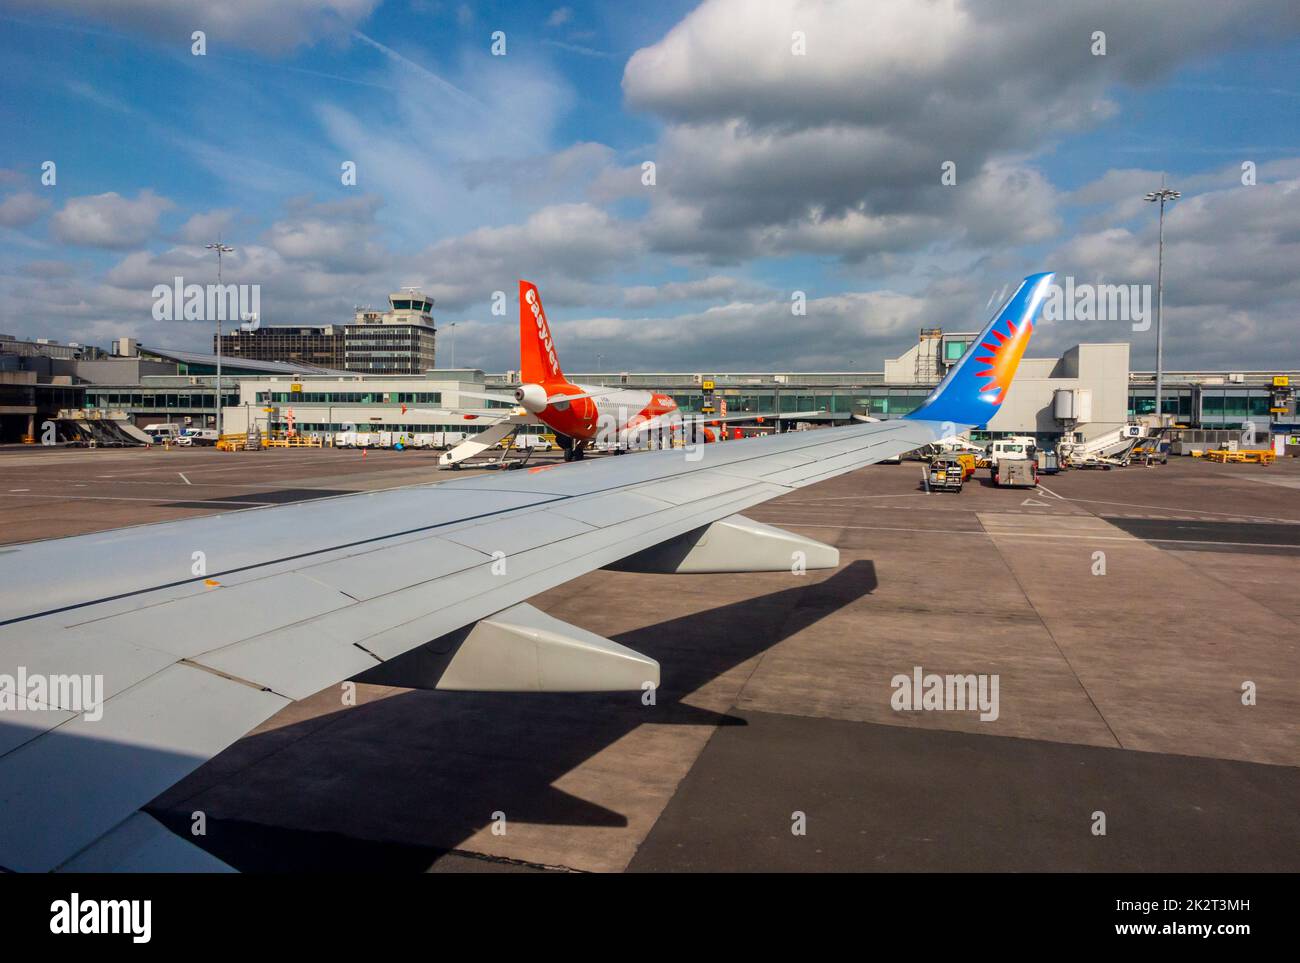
[0,272,1051,872]
[628,408,832,437]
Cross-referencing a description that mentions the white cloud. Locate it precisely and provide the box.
[622,275,773,308]
[315,39,575,242]
[21,0,381,54]
[625,0,1300,132]
[264,195,387,270]
[174,209,237,244]
[21,259,77,278]
[50,190,173,248]
[1035,174,1300,368]
[536,289,932,372]
[621,0,1300,263]
[0,191,51,228]
[412,203,638,310]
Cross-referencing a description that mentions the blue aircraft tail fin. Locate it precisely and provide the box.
[904,272,1054,428]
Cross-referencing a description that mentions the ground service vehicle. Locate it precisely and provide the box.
[142,423,182,443]
[176,428,218,446]
[928,455,966,492]
[995,458,1038,487]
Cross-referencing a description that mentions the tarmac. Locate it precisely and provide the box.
[2,443,1297,871]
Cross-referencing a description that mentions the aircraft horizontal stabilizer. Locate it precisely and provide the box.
[606,514,839,574]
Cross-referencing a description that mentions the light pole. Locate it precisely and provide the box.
[1144,179,1180,418]
[447,321,457,369]
[205,240,234,437]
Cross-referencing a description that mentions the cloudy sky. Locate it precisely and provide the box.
[1,0,1298,373]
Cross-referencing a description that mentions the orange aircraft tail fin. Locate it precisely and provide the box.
[519,280,566,387]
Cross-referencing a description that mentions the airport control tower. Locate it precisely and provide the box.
[345,288,437,375]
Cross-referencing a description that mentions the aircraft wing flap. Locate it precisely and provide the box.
[633,470,756,506]
[705,450,816,480]
[58,811,235,873]
[194,620,382,701]
[441,508,595,555]
[352,480,779,660]
[0,696,77,757]
[71,572,358,660]
[0,621,179,754]
[0,488,555,626]
[0,621,177,708]
[297,535,494,601]
[547,490,672,528]
[0,663,288,873]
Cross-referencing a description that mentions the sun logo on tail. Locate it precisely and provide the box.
[974,317,1033,405]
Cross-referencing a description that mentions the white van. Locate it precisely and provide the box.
[334,430,377,448]
[987,437,1037,466]
[176,428,218,446]
[142,423,182,443]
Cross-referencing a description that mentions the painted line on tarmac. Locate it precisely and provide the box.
[0,492,266,505]
[774,493,930,504]
[781,521,1300,550]
[1035,493,1298,525]
[98,452,351,477]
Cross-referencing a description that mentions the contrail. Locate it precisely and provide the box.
[352,31,484,110]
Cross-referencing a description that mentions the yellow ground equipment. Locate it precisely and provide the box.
[216,433,322,451]
[264,435,323,448]
[1205,448,1275,465]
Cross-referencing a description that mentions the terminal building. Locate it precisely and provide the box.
[3,322,1296,448]
[0,334,349,442]
[216,290,437,375]
[215,329,1297,448]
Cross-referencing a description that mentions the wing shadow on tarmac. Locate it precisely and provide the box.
[146,559,880,871]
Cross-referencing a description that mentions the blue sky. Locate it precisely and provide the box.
[1,0,1299,373]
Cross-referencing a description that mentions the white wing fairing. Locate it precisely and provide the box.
[0,416,946,871]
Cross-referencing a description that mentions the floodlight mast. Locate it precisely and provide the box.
[205,240,234,437]
[1143,179,1180,417]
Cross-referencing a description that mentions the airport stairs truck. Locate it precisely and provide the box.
[1057,424,1145,468]
[54,409,154,447]
[1051,387,1151,468]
